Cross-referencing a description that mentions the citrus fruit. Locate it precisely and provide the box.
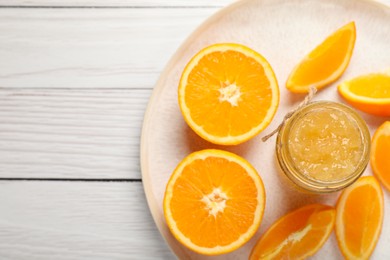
[178,43,279,145]
[338,73,390,116]
[163,149,265,255]
[250,204,335,259]
[335,176,384,260]
[371,121,390,191]
[286,22,356,93]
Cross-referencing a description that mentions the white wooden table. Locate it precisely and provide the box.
[0,0,388,259]
[0,1,234,259]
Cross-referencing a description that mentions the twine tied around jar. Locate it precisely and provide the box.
[261,86,318,142]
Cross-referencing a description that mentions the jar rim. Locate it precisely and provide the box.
[276,101,371,193]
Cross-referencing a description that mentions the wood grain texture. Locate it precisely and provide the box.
[0,181,174,259]
[0,0,233,7]
[0,8,219,89]
[0,89,150,179]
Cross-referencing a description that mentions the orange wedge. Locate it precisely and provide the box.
[286,22,356,93]
[338,73,390,116]
[178,43,279,145]
[164,149,265,255]
[335,176,384,259]
[371,121,390,190]
[250,204,335,259]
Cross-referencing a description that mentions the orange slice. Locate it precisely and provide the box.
[178,43,279,145]
[335,176,384,259]
[286,22,356,93]
[371,121,390,190]
[338,73,390,116]
[163,149,265,255]
[250,204,335,259]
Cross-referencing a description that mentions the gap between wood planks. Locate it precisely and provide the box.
[0,178,142,182]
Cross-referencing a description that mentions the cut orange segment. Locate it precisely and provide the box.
[250,204,335,259]
[163,149,265,255]
[335,176,384,260]
[178,43,279,145]
[371,121,390,191]
[338,73,390,116]
[286,22,356,93]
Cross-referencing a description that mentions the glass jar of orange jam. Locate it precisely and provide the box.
[276,101,371,193]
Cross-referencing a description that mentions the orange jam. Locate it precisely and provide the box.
[276,101,371,193]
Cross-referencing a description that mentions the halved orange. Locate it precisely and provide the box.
[371,121,390,190]
[250,204,335,259]
[163,149,265,255]
[178,43,279,145]
[286,22,356,93]
[335,176,384,259]
[338,73,390,116]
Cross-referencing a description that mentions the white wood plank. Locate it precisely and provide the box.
[0,0,233,7]
[0,8,219,89]
[0,181,174,259]
[0,89,149,179]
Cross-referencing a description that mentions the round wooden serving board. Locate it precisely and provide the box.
[141,0,390,258]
